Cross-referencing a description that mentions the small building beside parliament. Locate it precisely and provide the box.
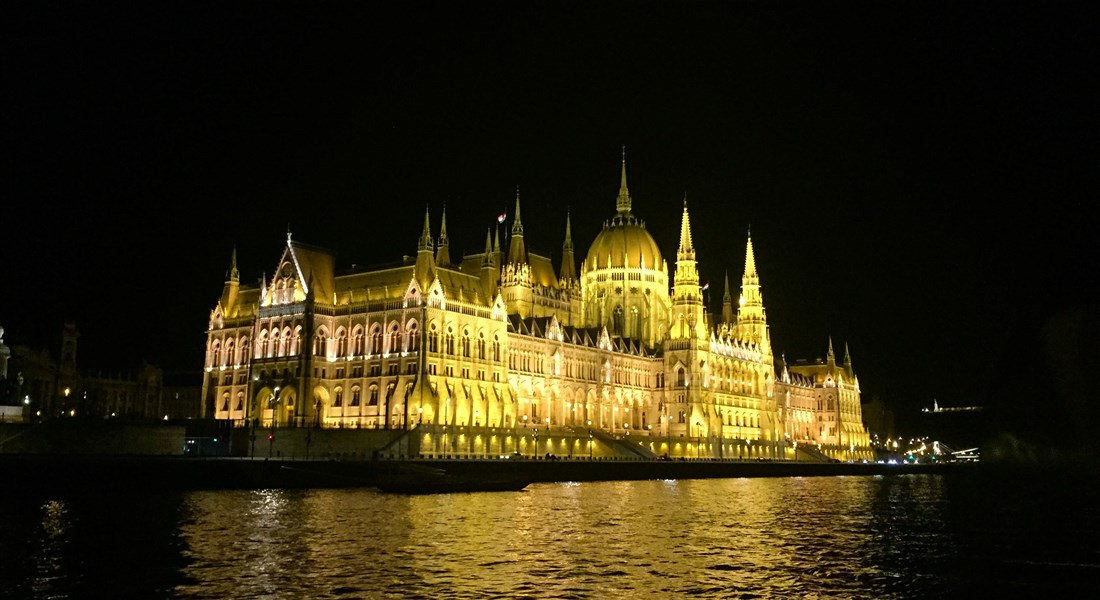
[202,160,871,461]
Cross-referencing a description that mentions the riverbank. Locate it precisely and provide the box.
[2,454,984,493]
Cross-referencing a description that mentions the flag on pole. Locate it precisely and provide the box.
[702,282,710,291]
[497,213,507,223]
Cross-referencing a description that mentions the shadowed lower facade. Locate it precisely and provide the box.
[201,159,871,461]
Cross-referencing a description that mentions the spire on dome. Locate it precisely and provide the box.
[616,145,632,214]
[827,337,836,365]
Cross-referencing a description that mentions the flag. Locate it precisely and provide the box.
[497,213,507,223]
[702,282,710,291]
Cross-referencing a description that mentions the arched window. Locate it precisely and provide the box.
[290,327,301,356]
[387,323,400,355]
[369,325,382,356]
[676,367,686,387]
[406,321,419,352]
[492,335,501,362]
[333,387,343,407]
[368,385,379,406]
[335,328,348,358]
[445,327,455,355]
[350,387,361,407]
[351,326,365,356]
[477,332,486,359]
[428,324,439,353]
[221,392,230,412]
[235,392,244,411]
[461,330,471,358]
[612,305,624,336]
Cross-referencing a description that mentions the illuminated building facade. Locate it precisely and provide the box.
[202,160,871,460]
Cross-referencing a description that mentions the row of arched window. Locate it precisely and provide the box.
[426,323,502,361]
[318,320,420,359]
[331,382,410,409]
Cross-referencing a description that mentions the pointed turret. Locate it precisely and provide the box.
[746,226,757,275]
[481,228,494,266]
[616,146,632,215]
[508,188,527,265]
[415,205,436,288]
[677,197,695,261]
[227,247,239,282]
[843,341,854,375]
[735,228,770,353]
[435,205,451,266]
[670,199,704,340]
[418,205,433,252]
[479,227,498,299]
[219,247,241,316]
[559,211,577,283]
[501,188,532,317]
[827,337,836,366]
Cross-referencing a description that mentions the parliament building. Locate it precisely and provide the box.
[202,160,871,461]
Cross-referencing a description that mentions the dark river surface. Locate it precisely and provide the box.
[2,467,1097,599]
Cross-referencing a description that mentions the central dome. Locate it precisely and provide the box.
[584,220,664,272]
[583,156,665,273]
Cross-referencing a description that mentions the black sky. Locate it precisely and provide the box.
[3,1,1097,434]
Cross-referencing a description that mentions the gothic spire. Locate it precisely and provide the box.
[563,209,573,252]
[436,204,451,266]
[418,205,433,252]
[511,187,524,235]
[227,247,239,282]
[722,270,733,324]
[560,211,577,282]
[508,188,527,264]
[744,226,757,278]
[827,336,836,365]
[677,196,695,260]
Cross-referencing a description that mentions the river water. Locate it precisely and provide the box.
[2,467,1097,599]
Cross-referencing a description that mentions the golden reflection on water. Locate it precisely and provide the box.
[164,475,1049,598]
[6,470,1096,599]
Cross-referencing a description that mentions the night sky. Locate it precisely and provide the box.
[3,2,1097,436]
